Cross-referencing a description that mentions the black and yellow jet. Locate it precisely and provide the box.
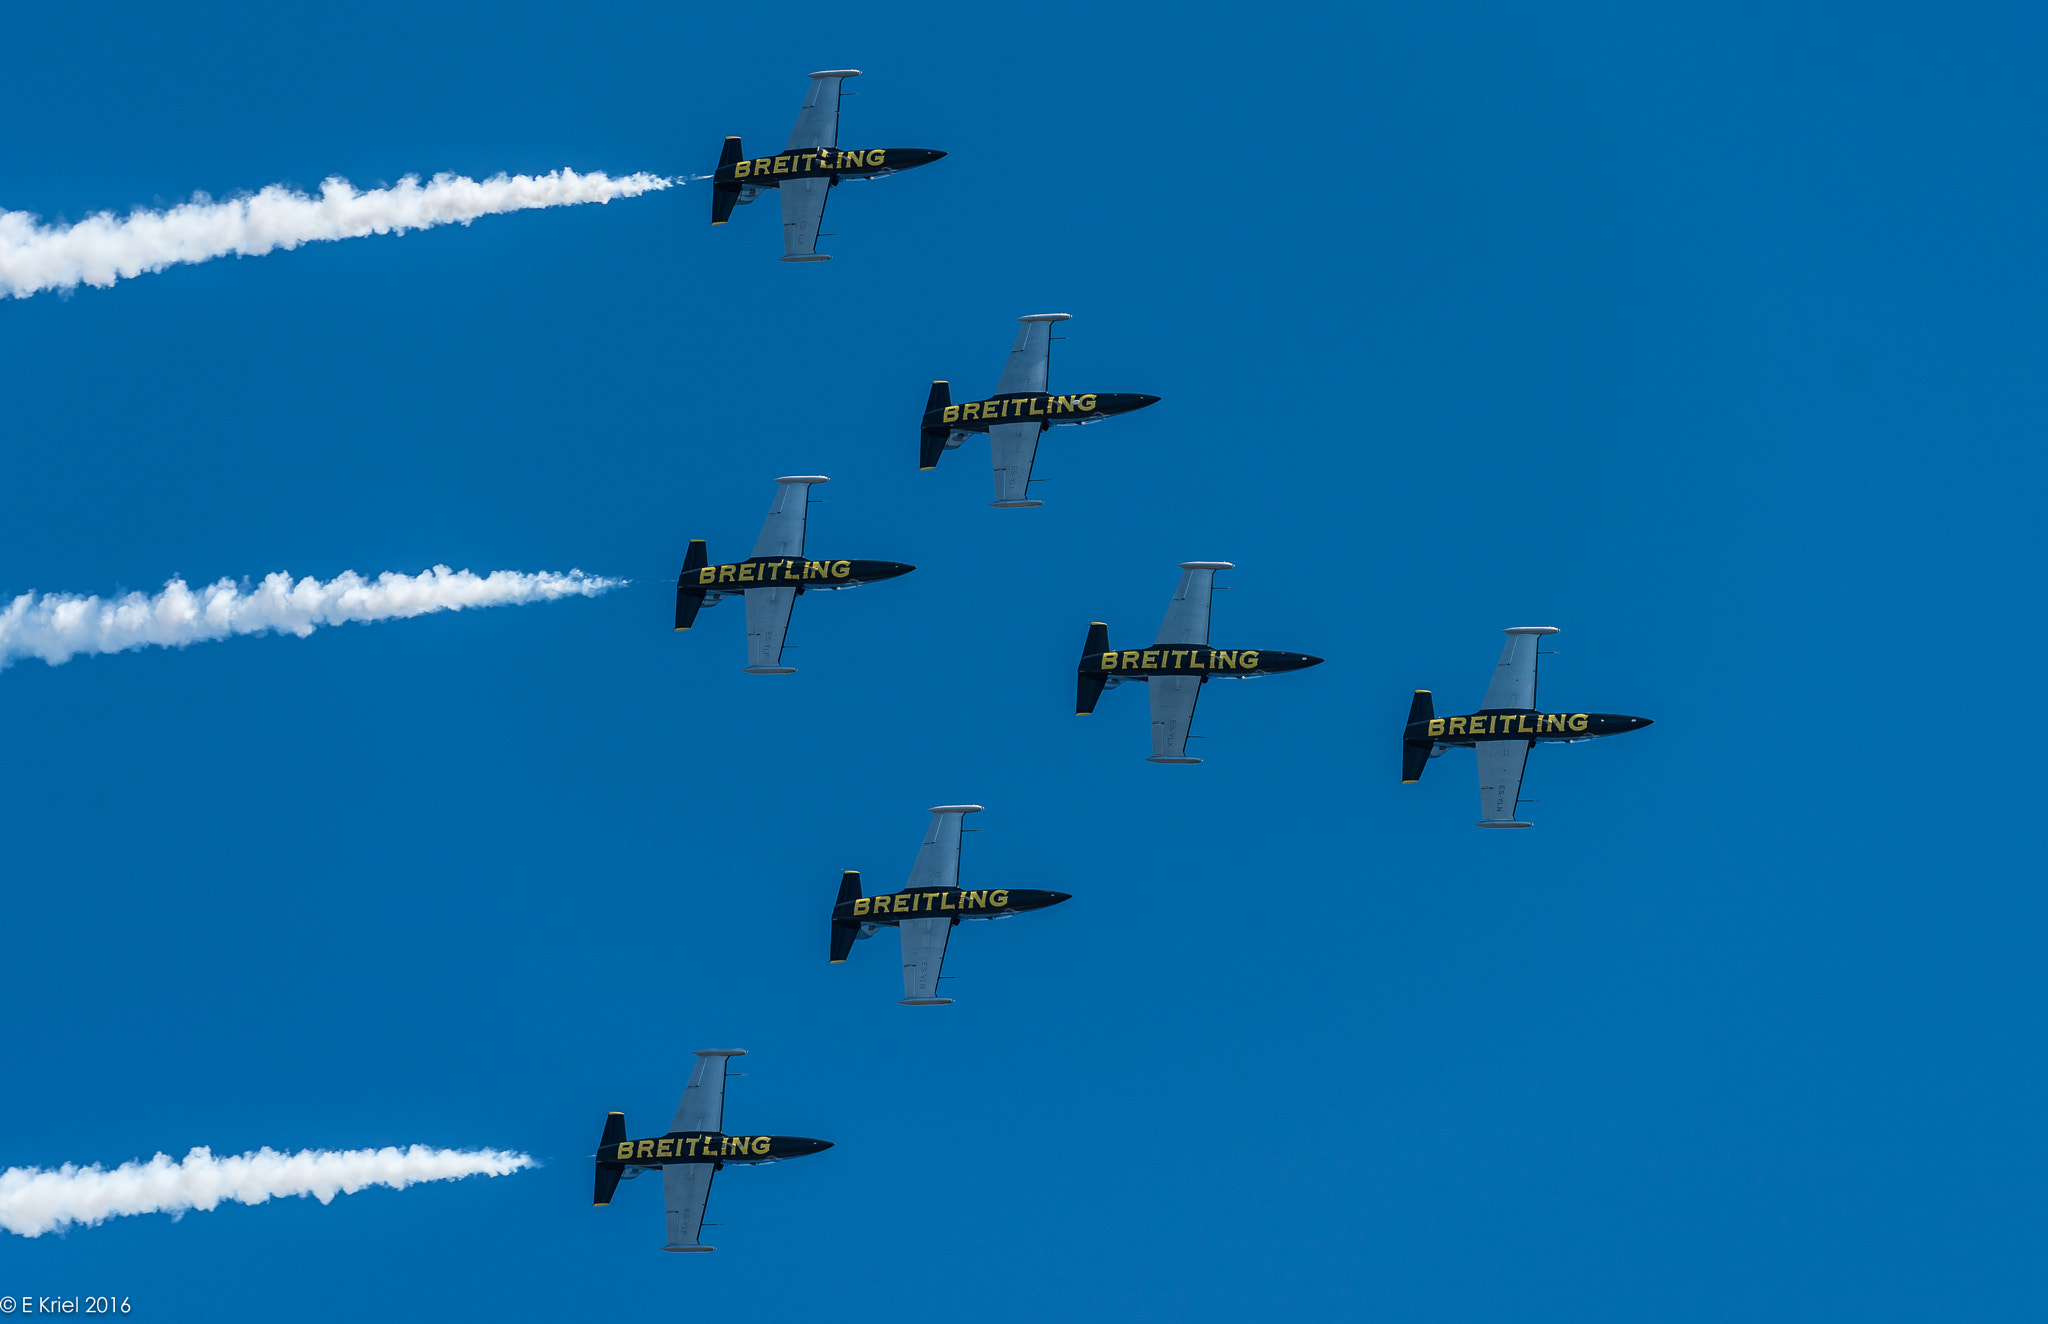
[1402,627,1653,827]
[674,475,914,673]
[593,1049,831,1253]
[710,70,944,261]
[829,805,1070,1005]
[1076,562,1323,762]
[919,314,1160,506]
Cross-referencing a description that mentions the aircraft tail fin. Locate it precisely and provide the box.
[1077,622,1110,715]
[674,540,709,630]
[830,870,862,963]
[712,138,744,224]
[1402,690,1434,783]
[920,381,952,470]
[593,1112,627,1206]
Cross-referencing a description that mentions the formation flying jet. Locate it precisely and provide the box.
[1401,627,1654,827]
[710,70,945,262]
[919,314,1159,506]
[674,476,914,674]
[593,1049,832,1253]
[830,804,1071,1005]
[1077,562,1323,763]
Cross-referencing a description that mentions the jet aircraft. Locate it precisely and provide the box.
[710,70,945,262]
[1076,562,1323,763]
[592,1049,832,1253]
[829,804,1070,1005]
[918,314,1160,506]
[673,475,913,673]
[1401,627,1653,827]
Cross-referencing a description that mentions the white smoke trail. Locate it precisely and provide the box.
[0,1144,534,1237]
[0,168,672,299]
[0,566,623,669]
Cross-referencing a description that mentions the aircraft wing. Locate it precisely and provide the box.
[1479,627,1559,710]
[899,916,953,1002]
[745,587,797,671]
[751,476,824,559]
[671,1050,743,1133]
[988,421,1043,506]
[1148,675,1204,762]
[662,1163,716,1251]
[1477,739,1532,826]
[779,177,831,260]
[1153,562,1233,645]
[905,805,979,890]
[786,70,858,150]
[992,314,1070,396]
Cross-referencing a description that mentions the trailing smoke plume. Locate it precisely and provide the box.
[0,1144,534,1237]
[0,168,671,298]
[0,566,622,669]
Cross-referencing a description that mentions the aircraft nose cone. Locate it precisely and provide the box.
[1299,654,1326,668]
[1631,716,1654,729]
[1046,891,1073,905]
[805,1138,834,1154]
[1135,394,1162,406]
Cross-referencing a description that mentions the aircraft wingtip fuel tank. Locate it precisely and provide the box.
[830,805,1071,1003]
[711,70,945,260]
[673,475,914,672]
[1077,563,1324,761]
[1402,627,1653,826]
[920,314,1161,505]
[593,1049,831,1253]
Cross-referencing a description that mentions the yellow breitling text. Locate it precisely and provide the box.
[733,149,888,179]
[1099,649,1260,671]
[1428,714,1589,736]
[942,395,1098,423]
[619,1135,772,1160]
[853,890,1010,917]
[699,559,851,586]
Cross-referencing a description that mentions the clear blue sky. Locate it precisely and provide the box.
[2,1,2044,1319]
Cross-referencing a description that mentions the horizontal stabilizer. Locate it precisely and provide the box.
[593,1111,627,1206]
[830,870,861,963]
[674,540,709,630]
[712,138,743,225]
[1077,622,1110,714]
[920,381,951,469]
[1402,690,1434,782]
